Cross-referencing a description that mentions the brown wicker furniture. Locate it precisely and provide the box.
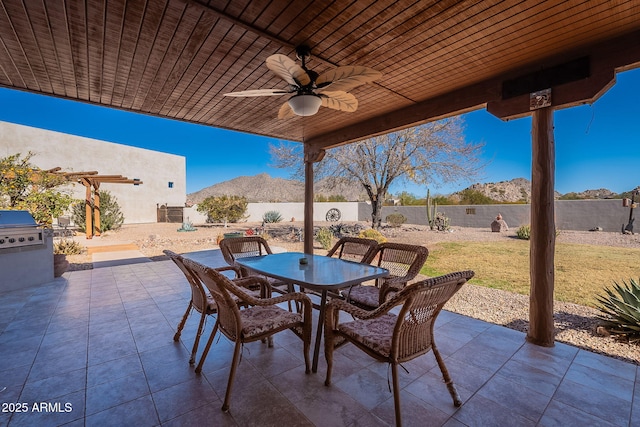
[164,249,243,364]
[184,258,313,412]
[326,236,378,263]
[324,270,475,427]
[234,251,389,373]
[220,236,292,296]
[346,242,429,309]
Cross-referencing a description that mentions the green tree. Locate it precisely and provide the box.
[396,191,426,205]
[456,189,498,205]
[197,195,248,226]
[0,152,74,225]
[71,190,124,232]
[270,118,484,228]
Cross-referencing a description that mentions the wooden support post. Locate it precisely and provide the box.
[84,180,93,239]
[527,108,556,347]
[93,183,101,236]
[303,146,326,254]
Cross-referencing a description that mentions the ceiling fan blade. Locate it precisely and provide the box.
[266,54,311,87]
[223,88,291,97]
[316,66,382,92]
[320,91,358,112]
[277,101,295,119]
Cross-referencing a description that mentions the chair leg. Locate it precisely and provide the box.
[173,301,192,341]
[189,311,207,364]
[194,320,219,374]
[432,341,462,407]
[391,363,402,427]
[222,340,243,412]
[324,333,333,385]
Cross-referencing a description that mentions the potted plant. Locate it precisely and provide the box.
[53,239,82,277]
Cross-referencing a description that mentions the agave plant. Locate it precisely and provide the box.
[595,278,640,343]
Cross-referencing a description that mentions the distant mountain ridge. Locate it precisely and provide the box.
[187,175,621,205]
[187,173,367,204]
[457,178,619,203]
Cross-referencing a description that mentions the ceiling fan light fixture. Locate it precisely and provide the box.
[288,94,322,116]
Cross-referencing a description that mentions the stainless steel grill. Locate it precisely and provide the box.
[0,210,44,249]
[0,210,53,291]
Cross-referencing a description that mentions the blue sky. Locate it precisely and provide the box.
[0,67,638,196]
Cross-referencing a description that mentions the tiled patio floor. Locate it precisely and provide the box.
[1,249,638,426]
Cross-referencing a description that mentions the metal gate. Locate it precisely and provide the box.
[157,205,184,223]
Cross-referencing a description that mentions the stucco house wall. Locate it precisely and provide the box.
[0,121,186,224]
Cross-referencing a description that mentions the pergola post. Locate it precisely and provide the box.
[303,145,325,254]
[527,107,556,347]
[93,183,101,236]
[83,179,93,239]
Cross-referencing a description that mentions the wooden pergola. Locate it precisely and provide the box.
[2,0,639,347]
[50,169,142,239]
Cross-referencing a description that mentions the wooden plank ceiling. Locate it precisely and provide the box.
[1,0,639,149]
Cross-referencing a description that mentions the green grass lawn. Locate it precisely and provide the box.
[420,240,640,307]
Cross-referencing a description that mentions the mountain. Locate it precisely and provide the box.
[187,173,367,204]
[188,175,621,205]
[454,178,618,203]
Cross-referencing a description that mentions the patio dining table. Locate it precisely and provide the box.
[236,251,389,373]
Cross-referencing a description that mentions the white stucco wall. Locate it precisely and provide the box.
[0,121,186,223]
[185,202,360,224]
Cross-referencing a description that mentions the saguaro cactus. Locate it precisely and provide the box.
[426,189,438,230]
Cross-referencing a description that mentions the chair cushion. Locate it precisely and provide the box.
[347,285,380,308]
[338,313,398,357]
[240,306,302,338]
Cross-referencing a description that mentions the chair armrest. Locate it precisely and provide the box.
[326,292,406,323]
[226,281,313,320]
[214,265,242,279]
[231,276,271,298]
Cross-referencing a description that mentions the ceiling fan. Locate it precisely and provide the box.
[223,46,382,118]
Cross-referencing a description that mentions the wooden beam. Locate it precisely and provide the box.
[93,183,101,237]
[488,30,640,119]
[306,30,640,149]
[527,108,556,347]
[84,183,93,240]
[303,146,325,254]
[306,82,495,149]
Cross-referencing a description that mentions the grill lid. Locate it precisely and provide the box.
[0,210,38,228]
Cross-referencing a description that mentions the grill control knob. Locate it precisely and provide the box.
[8,238,15,243]
[18,237,25,242]
[0,239,4,244]
[28,236,34,241]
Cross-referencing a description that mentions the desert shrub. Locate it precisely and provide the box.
[515,225,559,240]
[262,210,283,223]
[433,212,450,231]
[358,228,387,244]
[197,195,247,225]
[53,239,83,255]
[315,227,334,250]
[385,213,407,227]
[516,224,531,240]
[596,278,640,343]
[71,190,124,232]
[1,152,74,225]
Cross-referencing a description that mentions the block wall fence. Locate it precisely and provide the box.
[186,199,630,233]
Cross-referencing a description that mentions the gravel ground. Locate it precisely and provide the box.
[66,221,640,365]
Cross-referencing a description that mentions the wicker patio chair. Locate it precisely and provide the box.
[296,236,379,302]
[346,242,429,309]
[184,258,312,412]
[326,236,378,263]
[220,236,292,296]
[163,250,261,365]
[324,270,475,427]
